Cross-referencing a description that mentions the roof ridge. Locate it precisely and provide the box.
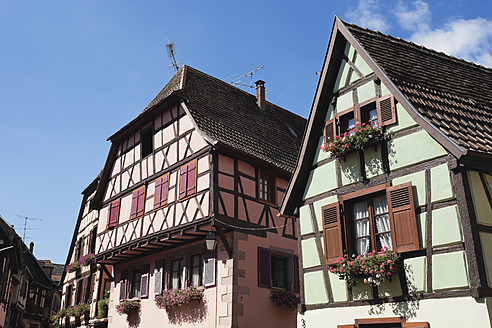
[345,22,492,72]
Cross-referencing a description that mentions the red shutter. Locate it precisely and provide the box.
[130,190,139,219]
[293,255,300,293]
[154,177,163,208]
[136,187,145,217]
[387,182,419,252]
[140,264,150,298]
[378,95,396,125]
[324,118,336,143]
[322,202,344,265]
[187,161,197,197]
[108,200,120,229]
[119,270,128,301]
[179,165,188,200]
[161,174,169,205]
[258,247,271,288]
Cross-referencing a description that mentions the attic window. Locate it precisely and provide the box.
[288,127,298,137]
[141,126,153,158]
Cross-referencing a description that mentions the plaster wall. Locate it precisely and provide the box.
[298,296,492,328]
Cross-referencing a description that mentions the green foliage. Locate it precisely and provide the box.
[97,291,110,318]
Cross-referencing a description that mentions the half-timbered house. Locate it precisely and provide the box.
[60,177,110,328]
[91,66,306,327]
[280,17,492,328]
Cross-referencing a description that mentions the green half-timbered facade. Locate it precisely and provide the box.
[280,17,492,328]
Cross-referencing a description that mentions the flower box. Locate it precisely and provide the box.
[329,248,400,287]
[321,121,386,160]
[270,290,300,311]
[65,261,80,273]
[79,253,96,267]
[115,299,141,315]
[155,286,204,309]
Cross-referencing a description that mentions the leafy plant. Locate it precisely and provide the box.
[270,290,300,311]
[115,299,140,315]
[79,253,96,266]
[65,260,81,273]
[155,286,204,309]
[50,309,67,328]
[98,291,110,318]
[321,120,385,159]
[329,248,400,287]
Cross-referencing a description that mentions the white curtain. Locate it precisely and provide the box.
[373,195,393,250]
[353,200,370,255]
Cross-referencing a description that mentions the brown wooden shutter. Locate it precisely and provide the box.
[108,200,120,228]
[337,325,355,328]
[81,277,87,304]
[401,323,429,328]
[203,255,216,287]
[154,177,163,208]
[293,255,300,293]
[90,228,97,253]
[258,247,271,288]
[140,264,150,298]
[86,273,94,303]
[187,161,197,197]
[130,190,139,219]
[119,270,128,301]
[136,187,145,217]
[377,95,396,125]
[387,182,419,252]
[161,174,169,205]
[322,202,344,265]
[324,118,336,144]
[179,165,188,199]
[154,260,164,295]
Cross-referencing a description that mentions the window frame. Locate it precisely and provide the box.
[258,170,276,205]
[179,160,197,202]
[257,247,299,292]
[140,125,154,159]
[130,186,146,221]
[170,258,185,290]
[190,253,204,287]
[154,173,170,210]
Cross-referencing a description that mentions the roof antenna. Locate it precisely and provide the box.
[12,214,42,241]
[227,64,265,94]
[166,39,180,72]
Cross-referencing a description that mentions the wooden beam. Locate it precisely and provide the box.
[100,263,114,282]
[215,227,233,258]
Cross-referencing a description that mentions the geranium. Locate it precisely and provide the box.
[321,120,385,159]
[270,290,300,310]
[329,248,400,287]
[115,299,141,315]
[79,253,96,266]
[155,286,204,309]
[50,309,67,328]
[65,260,81,273]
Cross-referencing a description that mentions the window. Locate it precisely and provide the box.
[257,247,299,292]
[40,289,46,308]
[171,259,185,289]
[323,182,420,264]
[65,285,72,308]
[179,161,197,201]
[259,170,276,204]
[324,95,396,142]
[119,265,149,300]
[130,186,146,220]
[131,269,142,298]
[154,173,169,209]
[141,126,153,158]
[107,199,120,229]
[191,254,203,287]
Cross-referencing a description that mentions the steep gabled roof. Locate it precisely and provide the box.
[346,23,492,155]
[280,17,492,215]
[144,66,307,172]
[23,250,58,289]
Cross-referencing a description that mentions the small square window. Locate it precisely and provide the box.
[338,111,355,135]
[360,102,378,125]
[259,171,276,204]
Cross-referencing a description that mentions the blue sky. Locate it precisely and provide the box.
[1,0,491,264]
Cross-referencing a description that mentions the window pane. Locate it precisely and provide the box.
[271,256,288,289]
[353,200,370,255]
[171,260,180,289]
[369,108,378,122]
[191,254,203,287]
[133,270,141,298]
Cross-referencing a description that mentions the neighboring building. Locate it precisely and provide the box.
[39,260,64,286]
[0,215,24,328]
[60,177,111,328]
[280,17,492,328]
[90,66,306,327]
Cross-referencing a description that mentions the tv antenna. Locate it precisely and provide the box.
[166,40,180,72]
[12,214,43,241]
[227,64,265,94]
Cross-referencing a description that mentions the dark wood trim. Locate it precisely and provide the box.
[432,199,457,210]
[214,214,268,238]
[339,182,389,202]
[425,169,433,293]
[479,173,492,207]
[477,224,492,233]
[295,215,306,313]
[100,264,114,282]
[303,265,324,273]
[355,317,405,325]
[432,243,464,254]
[309,204,334,303]
[215,226,233,258]
[335,73,377,98]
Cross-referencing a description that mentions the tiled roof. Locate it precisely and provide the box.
[23,250,57,288]
[145,66,306,172]
[346,23,492,154]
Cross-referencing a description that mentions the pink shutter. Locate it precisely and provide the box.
[108,200,120,228]
[154,177,163,208]
[136,187,145,217]
[130,190,138,219]
[186,162,196,197]
[179,165,188,200]
[161,174,169,205]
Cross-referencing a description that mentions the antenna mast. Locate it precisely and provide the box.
[12,214,42,241]
[227,64,265,94]
[166,40,180,72]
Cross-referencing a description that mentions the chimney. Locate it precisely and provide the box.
[255,80,266,110]
[29,242,34,253]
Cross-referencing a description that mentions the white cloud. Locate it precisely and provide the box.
[346,0,389,31]
[393,1,492,67]
[394,0,431,32]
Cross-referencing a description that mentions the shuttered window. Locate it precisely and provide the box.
[203,255,216,287]
[179,161,197,201]
[191,254,203,287]
[130,186,146,220]
[119,270,128,301]
[154,173,170,209]
[258,247,299,292]
[154,260,164,295]
[323,182,419,265]
[107,199,120,229]
[140,264,150,298]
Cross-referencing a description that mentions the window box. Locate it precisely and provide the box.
[154,286,204,309]
[65,261,80,273]
[79,253,96,267]
[115,299,140,315]
[270,290,300,311]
